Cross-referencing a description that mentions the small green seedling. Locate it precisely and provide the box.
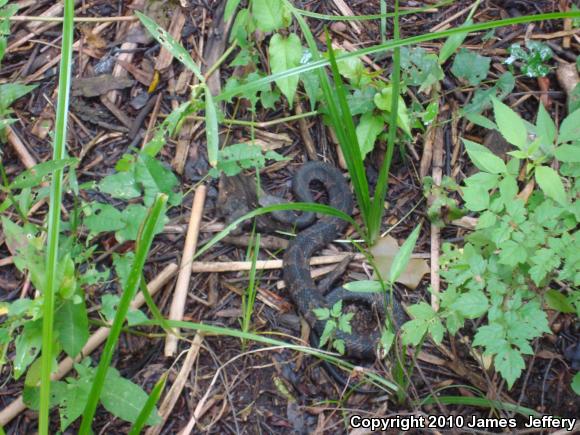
[313,300,354,355]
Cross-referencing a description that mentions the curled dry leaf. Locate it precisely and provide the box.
[370,235,429,290]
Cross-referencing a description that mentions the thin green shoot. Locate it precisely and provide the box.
[241,231,261,343]
[79,194,168,434]
[128,373,167,435]
[38,0,74,433]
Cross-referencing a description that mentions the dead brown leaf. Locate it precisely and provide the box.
[72,74,134,98]
[370,235,429,289]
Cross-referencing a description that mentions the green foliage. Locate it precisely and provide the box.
[407,101,579,389]
[505,41,553,78]
[401,47,444,93]
[451,49,491,86]
[0,0,19,66]
[313,300,354,355]
[269,33,302,107]
[209,142,286,177]
[23,360,160,431]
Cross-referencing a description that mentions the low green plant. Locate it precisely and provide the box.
[505,40,553,78]
[313,300,354,355]
[403,100,579,389]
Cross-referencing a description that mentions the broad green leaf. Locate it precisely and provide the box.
[498,240,528,266]
[544,289,575,313]
[451,290,489,318]
[135,11,203,82]
[389,224,422,284]
[439,19,472,64]
[535,166,567,206]
[101,368,161,425]
[54,299,89,358]
[465,112,498,130]
[355,112,384,158]
[318,319,336,347]
[451,49,491,85]
[407,302,436,320]
[400,47,443,93]
[336,51,368,86]
[252,0,286,32]
[535,103,556,147]
[554,144,580,162]
[83,203,124,235]
[463,139,507,174]
[313,307,330,321]
[14,319,42,379]
[492,97,528,149]
[429,319,445,344]
[116,204,166,243]
[401,319,428,346]
[462,184,489,212]
[379,329,395,354]
[0,82,37,110]
[374,86,412,136]
[269,33,302,107]
[135,153,181,206]
[333,339,345,355]
[204,85,219,167]
[99,172,141,200]
[558,108,580,144]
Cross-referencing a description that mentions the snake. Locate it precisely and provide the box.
[282,161,406,361]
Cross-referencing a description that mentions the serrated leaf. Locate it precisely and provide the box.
[494,347,525,389]
[498,240,527,266]
[463,139,507,174]
[429,319,445,344]
[269,33,302,107]
[535,166,567,206]
[462,184,489,211]
[313,307,330,321]
[401,318,428,346]
[318,320,336,347]
[135,153,181,206]
[492,98,528,150]
[54,299,89,358]
[559,109,580,144]
[83,203,124,235]
[333,339,345,355]
[407,302,436,320]
[452,290,489,318]
[330,300,342,317]
[355,112,383,158]
[14,319,42,379]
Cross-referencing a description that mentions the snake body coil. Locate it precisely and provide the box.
[283,161,405,360]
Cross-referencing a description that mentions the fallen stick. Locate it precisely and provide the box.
[146,333,204,435]
[165,186,207,356]
[0,263,178,427]
[191,252,429,273]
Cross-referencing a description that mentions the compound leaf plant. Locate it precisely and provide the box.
[404,100,579,389]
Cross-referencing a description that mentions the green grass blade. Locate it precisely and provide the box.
[135,11,204,83]
[193,202,360,261]
[38,0,75,433]
[368,0,401,243]
[128,373,167,435]
[293,0,454,21]
[143,318,398,392]
[241,232,260,338]
[323,33,371,235]
[79,194,168,434]
[217,11,580,103]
